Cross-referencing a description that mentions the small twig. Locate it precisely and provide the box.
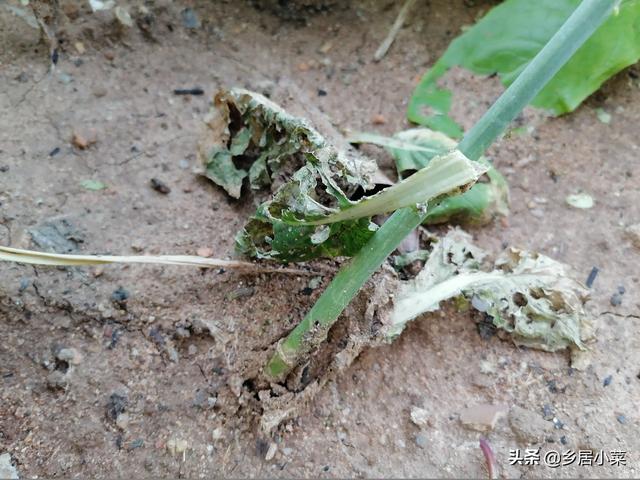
[374,0,418,62]
[599,311,640,319]
[173,88,204,96]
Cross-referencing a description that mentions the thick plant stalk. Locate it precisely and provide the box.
[265,0,619,380]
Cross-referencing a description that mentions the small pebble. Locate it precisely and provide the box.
[18,279,30,292]
[610,293,623,306]
[181,8,200,29]
[93,87,108,98]
[410,406,430,427]
[265,442,277,461]
[15,72,29,83]
[228,287,255,300]
[371,114,386,125]
[111,287,130,303]
[49,147,61,157]
[46,370,70,389]
[106,393,128,421]
[56,347,83,365]
[196,247,214,258]
[150,178,171,194]
[603,375,613,387]
[415,433,428,449]
[0,165,8,172]
[318,40,333,54]
[617,414,627,424]
[552,417,565,429]
[317,88,327,96]
[115,413,130,430]
[71,130,97,150]
[166,437,189,456]
[625,224,640,249]
[530,208,545,219]
[542,404,554,420]
[57,72,74,85]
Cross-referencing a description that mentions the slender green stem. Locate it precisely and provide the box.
[265,0,617,380]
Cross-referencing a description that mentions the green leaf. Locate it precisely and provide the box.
[204,148,247,199]
[386,229,591,352]
[201,89,484,262]
[349,129,456,178]
[80,179,107,191]
[348,128,509,226]
[408,0,640,130]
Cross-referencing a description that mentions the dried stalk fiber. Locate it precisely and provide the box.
[0,246,309,275]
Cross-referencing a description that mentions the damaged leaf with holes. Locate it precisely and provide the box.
[199,89,484,262]
[198,88,380,261]
[385,229,592,353]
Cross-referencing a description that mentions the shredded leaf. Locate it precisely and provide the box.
[348,128,509,226]
[408,0,640,133]
[199,89,484,262]
[385,229,591,352]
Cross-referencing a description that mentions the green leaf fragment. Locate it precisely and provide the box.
[204,148,247,199]
[595,108,612,124]
[349,128,509,226]
[566,192,594,209]
[408,0,640,131]
[386,229,591,352]
[349,128,456,178]
[80,180,107,191]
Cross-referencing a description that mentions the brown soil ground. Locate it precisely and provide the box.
[1,1,639,478]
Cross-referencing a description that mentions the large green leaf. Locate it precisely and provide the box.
[408,0,640,132]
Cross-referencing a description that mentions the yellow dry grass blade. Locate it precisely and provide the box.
[0,246,309,275]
